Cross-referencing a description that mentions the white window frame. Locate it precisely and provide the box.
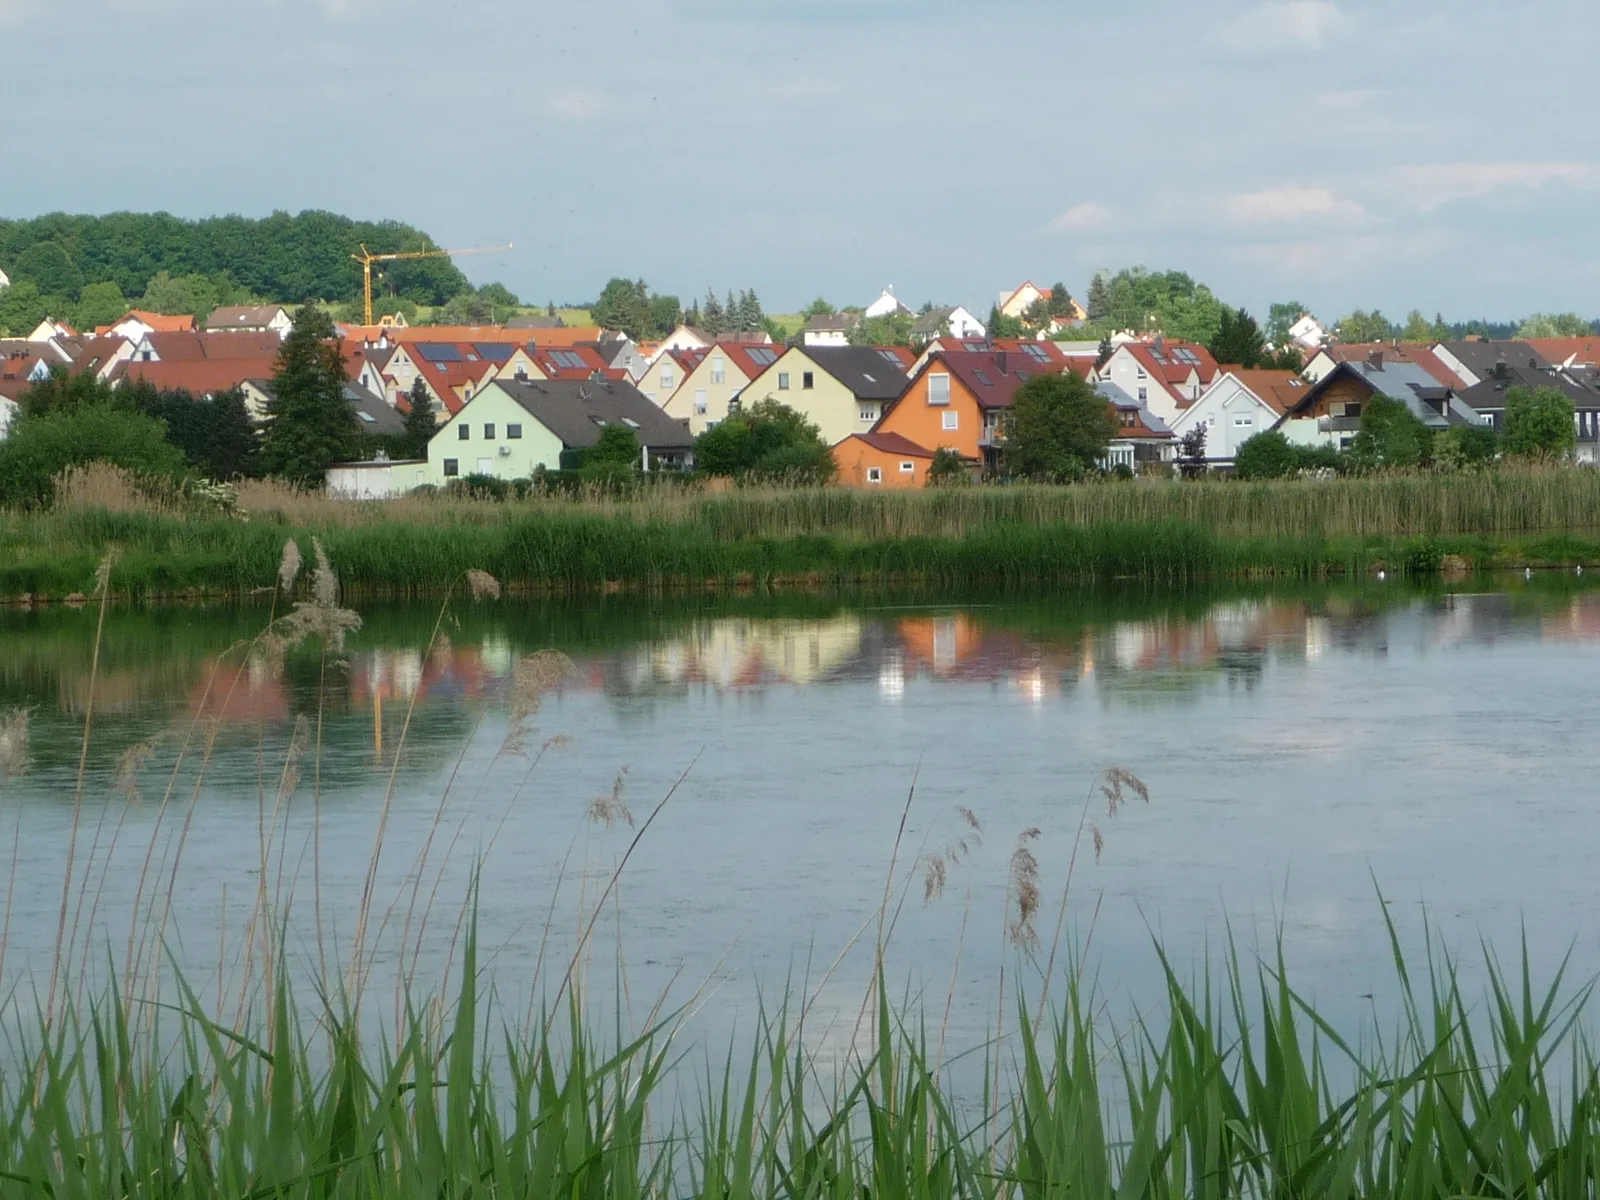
[660,368,674,390]
[928,373,951,406]
[866,466,883,483]
[711,355,725,385]
[900,460,915,473]
[1137,386,1148,402]
[860,407,876,422]
[942,410,959,431]
[694,388,708,415]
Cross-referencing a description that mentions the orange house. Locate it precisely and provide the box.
[832,432,935,487]
[875,349,1056,471]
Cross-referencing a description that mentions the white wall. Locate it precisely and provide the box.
[1171,376,1275,463]
[327,461,430,499]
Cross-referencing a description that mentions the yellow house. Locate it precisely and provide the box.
[636,347,702,407]
[733,345,910,446]
[425,378,695,485]
[662,342,783,435]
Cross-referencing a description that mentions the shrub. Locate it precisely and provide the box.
[0,406,189,509]
[1503,386,1577,458]
[925,447,971,487]
[1233,431,1298,480]
[1436,423,1498,469]
[1349,394,1432,470]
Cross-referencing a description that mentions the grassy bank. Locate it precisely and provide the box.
[6,467,1600,598]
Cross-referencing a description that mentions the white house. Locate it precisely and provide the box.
[27,318,76,343]
[1287,314,1327,351]
[0,396,17,439]
[1095,340,1220,424]
[802,313,859,347]
[909,305,986,345]
[1169,370,1309,467]
[864,288,913,319]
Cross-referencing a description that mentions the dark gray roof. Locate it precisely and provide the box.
[505,314,567,329]
[247,378,404,435]
[1438,340,1553,379]
[799,345,910,400]
[910,306,956,337]
[1457,363,1600,412]
[803,313,859,333]
[204,305,287,330]
[482,378,693,450]
[1286,360,1476,430]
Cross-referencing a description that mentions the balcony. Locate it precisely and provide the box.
[979,426,1007,447]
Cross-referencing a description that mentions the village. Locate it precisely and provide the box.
[3,277,1598,497]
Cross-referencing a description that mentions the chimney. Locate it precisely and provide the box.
[1154,335,1166,357]
[1366,349,1384,371]
[1495,354,1509,381]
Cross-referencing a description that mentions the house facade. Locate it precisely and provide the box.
[1096,340,1219,423]
[636,347,702,407]
[736,346,910,446]
[864,288,912,319]
[802,314,858,347]
[909,306,986,345]
[662,342,782,435]
[1275,358,1472,449]
[205,305,293,337]
[1169,370,1309,467]
[831,432,935,487]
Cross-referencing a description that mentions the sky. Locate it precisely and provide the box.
[5,0,1599,323]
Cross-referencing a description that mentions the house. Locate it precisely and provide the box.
[802,313,859,347]
[1095,339,1220,422]
[1288,314,1329,351]
[1275,353,1477,449]
[909,306,986,345]
[204,305,293,337]
[734,345,911,445]
[122,330,284,366]
[588,336,647,381]
[657,324,716,352]
[864,288,913,319]
[1169,370,1310,468]
[0,396,15,440]
[997,282,1086,323]
[533,343,623,381]
[69,336,135,381]
[1304,342,1464,387]
[831,432,937,487]
[1432,340,1554,388]
[0,266,9,289]
[244,376,406,434]
[1455,358,1600,463]
[505,314,567,330]
[425,377,693,484]
[907,335,1069,379]
[636,347,704,407]
[27,318,77,343]
[662,342,784,436]
[1099,384,1175,470]
[327,457,430,499]
[118,357,283,402]
[96,310,197,340]
[1524,337,1600,374]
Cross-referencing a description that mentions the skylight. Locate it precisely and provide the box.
[973,369,993,386]
[747,347,778,365]
[1022,344,1050,362]
[877,349,902,365]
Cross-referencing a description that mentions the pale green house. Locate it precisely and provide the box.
[425,378,694,484]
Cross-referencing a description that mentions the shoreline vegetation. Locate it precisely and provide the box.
[1,551,1597,1197]
[6,464,1600,600]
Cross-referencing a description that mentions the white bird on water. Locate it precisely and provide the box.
[1526,567,1534,580]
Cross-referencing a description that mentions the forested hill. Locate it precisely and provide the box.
[0,211,472,308]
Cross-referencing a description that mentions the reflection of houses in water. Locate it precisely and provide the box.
[606,616,867,697]
[189,655,290,723]
[1538,592,1600,643]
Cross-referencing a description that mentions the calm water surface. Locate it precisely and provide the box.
[1,580,1597,1053]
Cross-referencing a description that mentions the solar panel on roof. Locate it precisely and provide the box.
[747,347,777,365]
[416,342,463,363]
[474,343,514,362]
[1023,344,1050,362]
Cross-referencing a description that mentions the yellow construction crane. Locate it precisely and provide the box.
[351,242,513,326]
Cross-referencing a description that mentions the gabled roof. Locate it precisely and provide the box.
[845,432,937,458]
[796,345,910,400]
[705,341,784,380]
[534,344,622,381]
[1321,342,1464,388]
[204,305,287,331]
[136,331,285,362]
[1121,339,1220,387]
[1283,359,1467,429]
[1456,362,1600,412]
[1523,337,1600,368]
[505,314,567,329]
[1227,369,1310,416]
[117,357,280,395]
[479,378,694,450]
[914,349,1050,412]
[909,306,956,337]
[803,313,859,333]
[246,377,405,434]
[1436,340,1553,380]
[104,310,196,334]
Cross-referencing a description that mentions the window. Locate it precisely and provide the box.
[694,389,708,415]
[621,417,640,428]
[1207,416,1216,427]
[1233,415,1253,428]
[1136,366,1148,380]
[942,410,958,431]
[507,423,522,439]
[358,411,376,423]
[660,368,674,390]
[746,347,778,366]
[860,406,877,422]
[867,467,883,483]
[802,371,814,389]
[711,356,725,384]
[778,372,790,390]
[1137,386,1148,402]
[928,373,951,405]
[484,423,495,439]
[443,458,460,477]
[1022,343,1051,363]
[458,424,470,440]
[900,460,915,473]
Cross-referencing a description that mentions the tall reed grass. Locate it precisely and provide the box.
[1,541,1597,1198]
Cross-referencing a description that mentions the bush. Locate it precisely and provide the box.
[1349,394,1432,470]
[0,406,189,509]
[1233,431,1298,480]
[1503,386,1576,459]
[925,447,971,487]
[1436,424,1498,469]
[1004,372,1116,482]
[693,399,835,483]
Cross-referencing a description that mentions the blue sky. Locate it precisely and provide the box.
[5,0,1598,322]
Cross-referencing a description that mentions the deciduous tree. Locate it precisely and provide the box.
[1004,371,1117,481]
[1503,385,1577,458]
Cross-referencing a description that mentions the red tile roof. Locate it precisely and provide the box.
[849,431,937,457]
[96,310,196,334]
[117,358,280,395]
[916,349,1049,411]
[1228,368,1311,415]
[1523,337,1600,368]
[134,331,285,362]
[533,344,623,380]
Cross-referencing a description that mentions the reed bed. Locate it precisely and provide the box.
[2,543,1598,1198]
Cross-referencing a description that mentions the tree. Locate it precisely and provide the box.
[0,405,188,509]
[142,271,219,321]
[1095,336,1114,368]
[1335,310,1396,344]
[590,278,651,339]
[435,289,495,325]
[987,304,1025,340]
[1348,394,1431,470]
[1503,385,1577,458]
[1094,267,1227,343]
[124,381,260,480]
[73,281,128,331]
[647,294,682,338]
[925,447,971,487]
[1400,309,1439,343]
[1435,423,1497,469]
[1266,301,1309,347]
[1261,345,1305,372]
[693,398,835,482]
[478,282,520,310]
[1003,372,1117,481]
[1086,272,1112,323]
[1046,282,1075,320]
[258,305,361,488]
[849,312,914,347]
[1232,431,1298,480]
[700,290,726,336]
[1177,425,1208,478]
[0,281,54,337]
[1516,313,1595,339]
[1208,306,1266,369]
[802,298,836,319]
[585,424,640,469]
[21,366,123,418]
[13,241,82,298]
[402,376,438,459]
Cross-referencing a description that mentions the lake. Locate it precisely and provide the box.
[2,578,1598,1060]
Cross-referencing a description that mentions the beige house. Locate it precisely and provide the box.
[733,345,911,446]
[662,342,782,435]
[637,347,703,407]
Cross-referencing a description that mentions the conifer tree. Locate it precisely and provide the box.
[402,376,438,460]
[258,305,361,489]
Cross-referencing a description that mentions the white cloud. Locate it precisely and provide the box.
[1224,186,1367,224]
[1210,0,1354,55]
[1388,162,1600,211]
[1047,203,1114,233]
